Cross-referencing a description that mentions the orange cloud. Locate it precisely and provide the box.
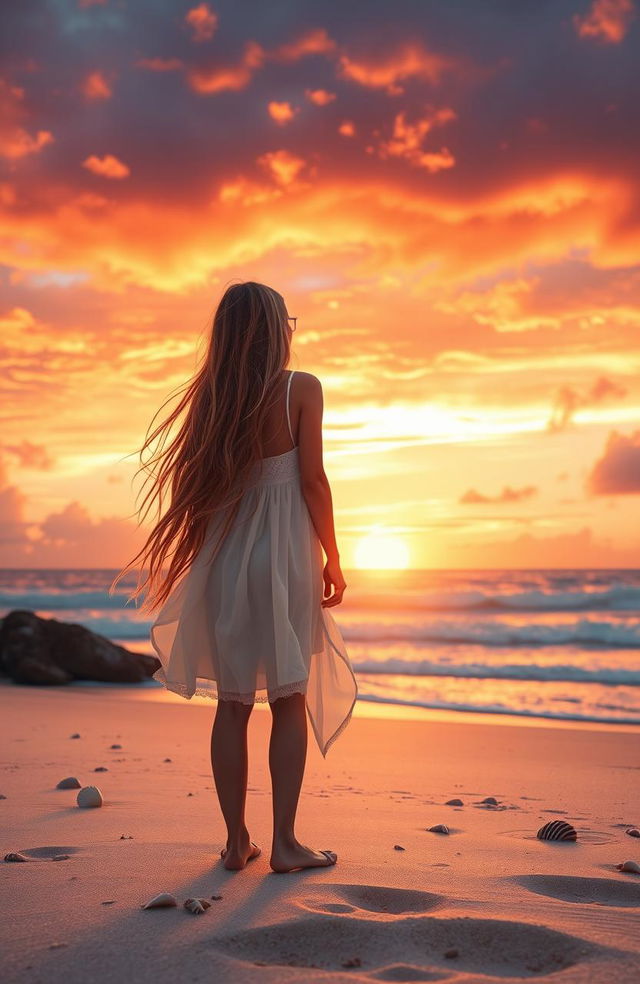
[81,70,112,100]
[0,80,53,160]
[185,3,218,42]
[338,120,355,136]
[82,154,130,179]
[3,440,54,470]
[188,40,265,93]
[272,28,337,62]
[375,108,457,171]
[337,42,460,95]
[268,101,297,125]
[135,57,183,72]
[305,88,336,106]
[573,0,636,42]
[256,149,307,186]
[459,485,538,504]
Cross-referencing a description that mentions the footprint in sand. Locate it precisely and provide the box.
[300,884,443,917]
[212,912,622,978]
[4,845,81,862]
[514,874,640,908]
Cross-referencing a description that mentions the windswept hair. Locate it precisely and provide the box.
[110,281,291,615]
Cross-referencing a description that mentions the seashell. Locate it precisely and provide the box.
[445,798,463,806]
[4,852,30,862]
[141,892,178,909]
[77,785,103,809]
[537,820,577,842]
[626,828,640,838]
[163,758,172,763]
[184,897,211,914]
[110,744,122,749]
[480,797,498,805]
[57,777,81,789]
[616,860,640,874]
[427,824,450,835]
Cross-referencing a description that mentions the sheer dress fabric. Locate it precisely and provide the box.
[150,370,357,756]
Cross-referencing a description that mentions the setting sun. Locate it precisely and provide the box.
[354,530,411,570]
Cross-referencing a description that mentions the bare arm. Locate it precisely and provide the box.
[297,374,346,607]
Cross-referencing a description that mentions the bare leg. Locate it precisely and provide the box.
[268,692,336,873]
[210,699,261,870]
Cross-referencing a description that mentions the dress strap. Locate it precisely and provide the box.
[286,370,296,446]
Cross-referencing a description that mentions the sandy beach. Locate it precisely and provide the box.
[1,681,638,983]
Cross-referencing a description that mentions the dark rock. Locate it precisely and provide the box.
[0,610,160,687]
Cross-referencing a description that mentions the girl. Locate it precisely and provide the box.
[112,281,357,873]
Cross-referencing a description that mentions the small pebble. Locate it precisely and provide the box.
[119,834,133,840]
[163,758,172,763]
[5,852,30,862]
[70,733,81,739]
[393,844,405,851]
[57,777,81,789]
[616,860,640,874]
[77,785,103,808]
[445,798,464,807]
[626,828,640,838]
[0,794,7,799]
[480,797,498,805]
[94,766,108,772]
[342,957,361,968]
[187,792,194,797]
[210,894,223,900]
[427,824,450,835]
[101,900,116,905]
[110,744,122,749]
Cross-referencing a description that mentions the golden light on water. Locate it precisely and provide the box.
[354,530,411,570]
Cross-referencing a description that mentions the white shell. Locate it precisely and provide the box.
[77,785,103,808]
[625,828,640,838]
[616,860,640,874]
[427,824,450,834]
[141,892,178,909]
[184,897,211,914]
[57,777,81,789]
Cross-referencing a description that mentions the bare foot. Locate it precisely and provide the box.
[220,840,261,871]
[270,840,337,873]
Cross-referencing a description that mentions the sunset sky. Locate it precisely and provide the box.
[1,0,639,570]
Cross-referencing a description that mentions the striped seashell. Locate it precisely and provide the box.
[537,820,577,842]
[141,892,178,909]
[184,897,211,914]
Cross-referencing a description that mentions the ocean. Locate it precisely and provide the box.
[1,568,639,726]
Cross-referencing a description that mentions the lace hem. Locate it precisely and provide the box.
[156,674,308,705]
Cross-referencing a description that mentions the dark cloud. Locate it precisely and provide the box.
[588,428,640,494]
[548,375,627,431]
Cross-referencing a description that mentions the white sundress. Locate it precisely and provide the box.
[150,370,358,757]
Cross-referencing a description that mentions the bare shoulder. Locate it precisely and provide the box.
[292,371,323,401]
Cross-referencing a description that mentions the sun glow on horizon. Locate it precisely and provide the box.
[354,530,411,570]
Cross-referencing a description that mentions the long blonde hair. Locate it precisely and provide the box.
[110,280,292,615]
